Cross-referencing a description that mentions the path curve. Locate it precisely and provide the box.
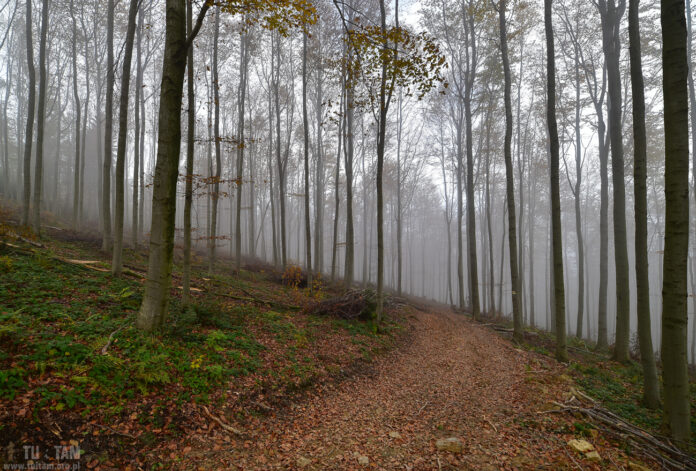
[198,310,600,470]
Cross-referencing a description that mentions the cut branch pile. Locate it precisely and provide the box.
[305,289,377,320]
[548,392,695,470]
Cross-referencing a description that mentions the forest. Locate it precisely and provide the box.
[0,0,695,468]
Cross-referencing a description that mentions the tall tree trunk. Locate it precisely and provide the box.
[31,0,49,235]
[314,32,324,274]
[133,6,144,247]
[102,0,114,251]
[112,0,140,275]
[375,0,392,322]
[302,32,313,287]
[660,0,691,444]
[628,0,660,409]
[21,0,35,227]
[456,111,465,310]
[545,0,568,362]
[498,0,522,339]
[572,33,585,339]
[331,90,343,282]
[137,0,209,331]
[182,0,194,305]
[235,29,249,272]
[598,0,630,362]
[70,0,81,229]
[209,7,221,273]
[396,91,403,296]
[464,5,479,320]
[344,31,355,288]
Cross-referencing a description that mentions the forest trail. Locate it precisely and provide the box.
[194,309,614,470]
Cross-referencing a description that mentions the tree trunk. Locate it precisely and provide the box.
[133,6,144,247]
[545,0,568,362]
[628,0,660,409]
[498,0,522,339]
[598,0,630,362]
[660,0,691,444]
[70,0,81,229]
[464,4,479,318]
[102,0,115,251]
[112,0,140,275]
[209,7,221,273]
[302,32,313,287]
[21,0,35,227]
[137,0,208,331]
[182,0,195,305]
[235,29,249,272]
[31,0,49,235]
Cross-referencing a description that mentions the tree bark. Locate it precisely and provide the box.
[302,32,313,288]
[31,0,49,235]
[597,0,630,362]
[21,0,35,227]
[182,0,195,305]
[102,0,115,251]
[137,0,208,331]
[112,0,141,275]
[498,0,522,339]
[545,0,567,362]
[70,0,81,230]
[660,0,691,445]
[209,7,221,273]
[628,0,660,409]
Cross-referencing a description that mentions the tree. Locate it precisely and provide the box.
[235,26,250,272]
[31,0,49,235]
[463,0,480,320]
[596,0,630,363]
[112,0,142,275]
[660,0,691,445]
[302,30,313,288]
[627,0,659,409]
[545,0,567,362]
[209,6,221,273]
[70,0,81,230]
[21,0,35,228]
[102,0,114,251]
[497,0,523,340]
[182,0,195,305]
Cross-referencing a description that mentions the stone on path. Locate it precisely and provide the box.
[435,437,463,453]
[567,439,594,454]
[389,431,402,439]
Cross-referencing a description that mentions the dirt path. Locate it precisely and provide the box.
[191,310,622,470]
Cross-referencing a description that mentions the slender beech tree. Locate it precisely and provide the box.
[597,0,630,362]
[21,0,35,228]
[70,0,81,229]
[113,0,141,275]
[102,0,114,251]
[209,6,221,273]
[137,0,210,331]
[302,31,313,288]
[627,0,659,409]
[235,27,250,272]
[31,0,49,235]
[497,0,523,340]
[182,0,195,305]
[545,0,567,362]
[660,0,691,445]
[464,0,480,320]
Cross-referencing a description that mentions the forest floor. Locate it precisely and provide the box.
[0,203,690,470]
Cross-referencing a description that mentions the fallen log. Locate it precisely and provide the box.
[305,289,377,320]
